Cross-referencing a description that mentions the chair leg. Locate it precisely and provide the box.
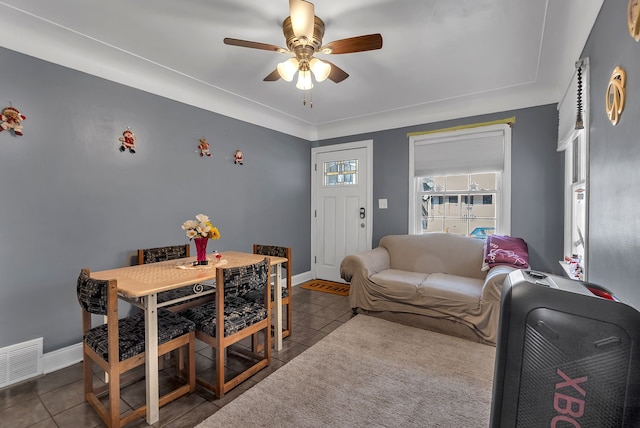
[188,333,196,393]
[264,325,271,363]
[108,367,120,427]
[283,300,292,338]
[177,347,185,374]
[216,343,225,398]
[83,354,93,398]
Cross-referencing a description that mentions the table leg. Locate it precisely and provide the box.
[274,263,283,351]
[144,294,160,424]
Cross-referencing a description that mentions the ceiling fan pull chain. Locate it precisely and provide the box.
[302,88,313,108]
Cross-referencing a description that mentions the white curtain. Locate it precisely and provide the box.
[413,129,505,177]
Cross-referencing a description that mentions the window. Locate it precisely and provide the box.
[323,159,358,186]
[408,123,511,237]
[557,59,589,280]
[419,173,497,238]
[561,131,587,278]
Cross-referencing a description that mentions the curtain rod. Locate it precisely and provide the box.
[407,116,516,138]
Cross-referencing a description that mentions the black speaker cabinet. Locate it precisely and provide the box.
[490,270,640,427]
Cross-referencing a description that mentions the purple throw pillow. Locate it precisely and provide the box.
[482,235,529,270]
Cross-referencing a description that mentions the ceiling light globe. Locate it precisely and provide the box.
[277,58,299,82]
[296,69,314,90]
[309,58,331,82]
[290,0,315,42]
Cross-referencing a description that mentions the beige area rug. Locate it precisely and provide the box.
[300,279,350,296]
[196,315,496,428]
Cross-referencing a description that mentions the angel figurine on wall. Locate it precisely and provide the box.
[118,129,136,153]
[0,106,26,136]
[234,149,244,165]
[197,138,211,157]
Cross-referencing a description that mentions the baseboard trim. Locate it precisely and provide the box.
[292,271,312,286]
[43,343,82,374]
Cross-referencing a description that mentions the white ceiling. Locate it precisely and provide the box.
[0,0,603,141]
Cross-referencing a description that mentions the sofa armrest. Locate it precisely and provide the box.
[481,265,516,303]
[340,247,390,282]
[475,265,517,344]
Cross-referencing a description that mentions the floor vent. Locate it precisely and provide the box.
[0,338,43,388]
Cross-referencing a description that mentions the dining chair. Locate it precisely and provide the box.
[77,268,196,428]
[253,244,293,338]
[179,258,271,398]
[138,244,215,311]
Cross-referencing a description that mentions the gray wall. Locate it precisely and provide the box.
[0,47,311,352]
[5,0,636,356]
[317,105,564,275]
[582,0,640,310]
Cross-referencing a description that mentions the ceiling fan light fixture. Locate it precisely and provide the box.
[224,0,384,96]
[289,0,315,43]
[309,58,331,82]
[296,69,314,90]
[277,58,299,82]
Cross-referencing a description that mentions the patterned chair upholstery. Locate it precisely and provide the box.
[138,244,215,311]
[77,268,196,428]
[138,244,189,264]
[253,244,293,338]
[179,259,271,398]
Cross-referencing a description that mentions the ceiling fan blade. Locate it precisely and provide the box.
[323,60,349,83]
[289,0,315,41]
[263,69,281,82]
[321,34,383,54]
[224,38,287,53]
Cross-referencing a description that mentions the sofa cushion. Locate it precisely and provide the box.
[421,273,483,308]
[370,269,482,310]
[380,233,486,280]
[369,269,429,300]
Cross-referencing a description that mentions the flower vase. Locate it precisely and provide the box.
[194,237,209,265]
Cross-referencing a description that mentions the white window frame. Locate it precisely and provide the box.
[408,123,511,235]
[561,128,588,277]
[557,58,589,280]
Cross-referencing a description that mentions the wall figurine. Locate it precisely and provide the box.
[0,106,26,136]
[605,66,626,126]
[197,138,211,157]
[234,149,244,165]
[119,128,136,153]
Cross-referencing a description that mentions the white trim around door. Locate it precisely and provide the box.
[311,140,373,281]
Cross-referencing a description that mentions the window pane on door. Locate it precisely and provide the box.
[324,160,358,186]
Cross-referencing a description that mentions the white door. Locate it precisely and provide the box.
[312,141,372,282]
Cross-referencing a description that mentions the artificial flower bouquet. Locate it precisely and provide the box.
[181,214,220,240]
[181,214,220,265]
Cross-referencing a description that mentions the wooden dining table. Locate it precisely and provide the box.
[90,250,288,425]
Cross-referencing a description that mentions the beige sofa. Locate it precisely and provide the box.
[340,233,518,345]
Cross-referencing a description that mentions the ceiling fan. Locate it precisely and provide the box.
[223,0,383,91]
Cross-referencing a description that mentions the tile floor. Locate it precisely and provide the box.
[0,286,352,428]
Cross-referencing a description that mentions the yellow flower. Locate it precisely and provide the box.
[182,214,220,240]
